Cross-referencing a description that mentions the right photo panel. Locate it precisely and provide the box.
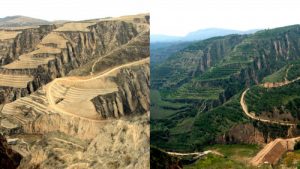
[150,0,300,168]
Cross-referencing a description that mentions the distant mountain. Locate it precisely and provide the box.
[151,28,259,42]
[150,34,183,43]
[150,41,192,66]
[0,15,50,28]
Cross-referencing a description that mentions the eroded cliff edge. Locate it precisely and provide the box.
[0,13,150,169]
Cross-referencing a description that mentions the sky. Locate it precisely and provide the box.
[0,0,150,21]
[151,0,300,36]
[1,0,300,36]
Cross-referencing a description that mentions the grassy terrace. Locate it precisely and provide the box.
[197,64,242,81]
[167,84,224,101]
[184,144,300,169]
[262,66,288,83]
[262,62,300,83]
[287,62,300,81]
[279,149,300,168]
[245,81,300,117]
[150,89,189,119]
[190,94,249,148]
[184,144,269,169]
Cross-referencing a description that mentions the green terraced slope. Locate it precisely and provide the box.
[151,24,300,153]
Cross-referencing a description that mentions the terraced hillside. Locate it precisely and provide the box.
[151,24,300,160]
[0,13,150,169]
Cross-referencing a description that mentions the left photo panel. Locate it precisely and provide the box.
[0,0,150,168]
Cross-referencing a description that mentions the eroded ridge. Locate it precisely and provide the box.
[0,14,149,105]
[0,14,150,169]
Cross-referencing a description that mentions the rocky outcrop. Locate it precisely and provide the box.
[150,147,183,169]
[215,123,266,145]
[0,16,148,105]
[0,14,149,169]
[59,21,138,67]
[0,134,22,169]
[0,25,56,66]
[151,35,245,89]
[92,63,150,118]
[215,121,298,145]
[19,114,149,169]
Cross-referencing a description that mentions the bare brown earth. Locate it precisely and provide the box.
[0,13,150,169]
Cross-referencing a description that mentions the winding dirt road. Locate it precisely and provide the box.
[45,24,149,122]
[240,69,300,166]
[46,57,149,122]
[167,150,223,158]
[240,89,295,126]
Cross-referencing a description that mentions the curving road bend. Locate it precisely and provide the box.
[46,58,149,122]
[240,72,300,166]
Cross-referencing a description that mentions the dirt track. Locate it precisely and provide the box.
[46,58,149,122]
[240,88,295,126]
[240,73,300,166]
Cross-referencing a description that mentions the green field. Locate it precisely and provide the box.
[184,144,269,169]
[151,89,189,119]
[168,84,224,100]
[262,66,288,83]
[278,150,300,168]
[287,63,300,81]
[245,81,300,118]
[151,25,300,159]
[197,64,242,81]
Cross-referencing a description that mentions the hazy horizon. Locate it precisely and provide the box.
[151,0,300,36]
[151,27,261,37]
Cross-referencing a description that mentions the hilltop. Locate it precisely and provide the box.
[0,15,51,28]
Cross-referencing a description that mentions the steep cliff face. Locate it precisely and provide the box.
[92,63,149,118]
[58,21,138,66]
[0,13,149,169]
[0,25,55,66]
[151,35,245,89]
[0,15,147,105]
[151,24,300,151]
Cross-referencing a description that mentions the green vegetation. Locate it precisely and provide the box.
[278,150,300,168]
[151,93,250,151]
[150,89,189,119]
[190,94,249,148]
[245,81,300,118]
[287,62,300,81]
[151,24,300,161]
[184,144,268,169]
[168,84,223,100]
[253,24,300,40]
[262,62,300,83]
[263,66,288,83]
[150,41,191,66]
[184,154,248,169]
[204,144,260,158]
[197,64,242,81]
